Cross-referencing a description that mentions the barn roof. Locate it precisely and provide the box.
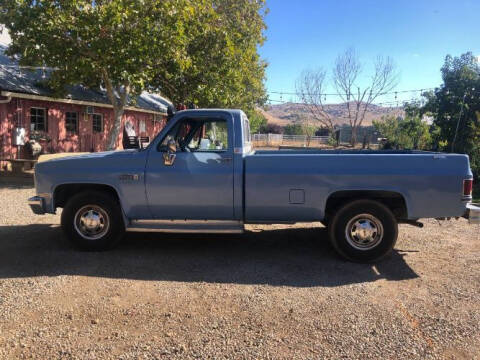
[0,45,171,114]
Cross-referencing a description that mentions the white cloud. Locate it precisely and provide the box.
[0,27,11,45]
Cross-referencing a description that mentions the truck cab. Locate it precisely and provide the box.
[143,110,249,222]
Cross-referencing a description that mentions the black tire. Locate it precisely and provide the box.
[328,199,398,263]
[61,191,125,251]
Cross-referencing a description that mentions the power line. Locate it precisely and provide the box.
[266,97,424,108]
[267,87,435,97]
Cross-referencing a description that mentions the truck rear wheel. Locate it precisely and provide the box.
[61,191,125,251]
[328,200,398,262]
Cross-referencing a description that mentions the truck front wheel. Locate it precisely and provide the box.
[61,191,125,251]
[328,200,398,262]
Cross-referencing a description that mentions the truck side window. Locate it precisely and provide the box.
[158,119,229,152]
[242,116,251,143]
[158,122,182,151]
[192,121,228,152]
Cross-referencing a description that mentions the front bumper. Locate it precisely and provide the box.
[28,196,46,215]
[466,203,480,224]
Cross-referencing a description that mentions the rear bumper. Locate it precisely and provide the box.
[465,203,480,224]
[28,196,46,215]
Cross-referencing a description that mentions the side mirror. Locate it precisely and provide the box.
[163,139,177,166]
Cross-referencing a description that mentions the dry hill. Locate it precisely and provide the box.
[261,102,404,127]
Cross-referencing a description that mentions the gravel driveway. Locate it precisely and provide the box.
[0,182,479,359]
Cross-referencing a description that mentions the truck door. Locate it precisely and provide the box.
[145,115,234,220]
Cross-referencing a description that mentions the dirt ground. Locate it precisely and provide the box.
[0,181,479,359]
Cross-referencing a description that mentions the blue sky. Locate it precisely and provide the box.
[259,0,480,105]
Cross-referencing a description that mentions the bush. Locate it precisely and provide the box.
[374,116,431,150]
[259,123,284,134]
[284,124,303,135]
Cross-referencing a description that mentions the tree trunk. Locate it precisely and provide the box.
[101,70,129,151]
[350,126,357,146]
[106,106,124,151]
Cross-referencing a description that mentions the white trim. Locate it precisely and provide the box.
[0,95,11,104]
[0,91,167,115]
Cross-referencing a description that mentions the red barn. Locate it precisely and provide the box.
[0,46,171,169]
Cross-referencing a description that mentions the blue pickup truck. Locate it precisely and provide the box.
[29,109,476,262]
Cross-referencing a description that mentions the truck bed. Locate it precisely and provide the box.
[244,151,471,222]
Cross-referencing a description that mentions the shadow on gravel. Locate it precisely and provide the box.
[0,224,418,287]
[0,176,34,189]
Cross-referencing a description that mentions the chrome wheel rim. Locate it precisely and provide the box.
[345,214,384,251]
[74,205,110,240]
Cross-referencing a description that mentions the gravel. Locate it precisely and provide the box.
[0,181,479,359]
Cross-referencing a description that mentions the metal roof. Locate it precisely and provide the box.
[0,45,171,114]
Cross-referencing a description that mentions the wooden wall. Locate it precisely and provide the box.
[0,97,167,169]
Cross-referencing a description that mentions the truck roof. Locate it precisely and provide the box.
[174,109,245,116]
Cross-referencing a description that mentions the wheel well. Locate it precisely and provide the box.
[54,183,120,209]
[325,190,408,220]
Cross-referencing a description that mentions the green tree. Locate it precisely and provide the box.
[153,0,268,117]
[302,122,317,146]
[0,0,268,149]
[248,110,267,134]
[423,52,480,179]
[0,0,188,149]
[401,116,432,150]
[374,115,431,150]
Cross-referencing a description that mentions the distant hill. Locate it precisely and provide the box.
[260,102,405,127]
